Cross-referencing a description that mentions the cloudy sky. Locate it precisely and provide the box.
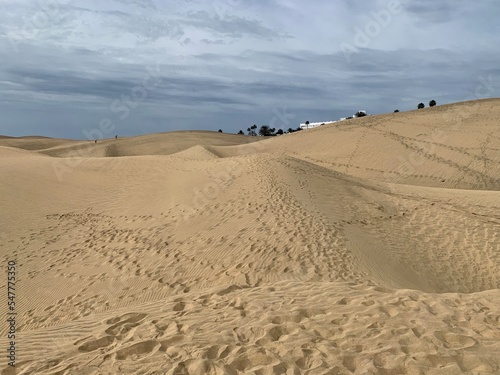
[0,0,499,139]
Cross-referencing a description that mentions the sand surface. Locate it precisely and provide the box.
[0,99,499,374]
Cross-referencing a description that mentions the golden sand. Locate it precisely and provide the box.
[0,99,499,374]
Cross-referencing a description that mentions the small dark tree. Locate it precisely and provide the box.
[276,129,284,135]
[429,100,437,107]
[394,109,400,113]
[296,126,303,131]
[287,128,294,133]
[305,121,310,125]
[355,111,367,117]
[218,129,223,133]
[238,130,244,135]
[247,124,258,136]
[259,125,275,136]
[418,103,425,109]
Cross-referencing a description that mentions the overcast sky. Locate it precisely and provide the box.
[0,0,499,139]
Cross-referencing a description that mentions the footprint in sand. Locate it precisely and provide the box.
[104,313,147,339]
[78,336,115,352]
[434,331,478,350]
[115,340,160,360]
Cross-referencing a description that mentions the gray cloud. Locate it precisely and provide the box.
[403,0,500,27]
[404,0,467,22]
[184,10,283,39]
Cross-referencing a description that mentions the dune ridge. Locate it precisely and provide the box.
[1,99,500,374]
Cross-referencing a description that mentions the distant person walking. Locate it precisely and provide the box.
[95,140,97,144]
[115,135,117,140]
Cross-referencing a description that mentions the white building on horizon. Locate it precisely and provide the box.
[299,121,336,130]
[299,111,368,130]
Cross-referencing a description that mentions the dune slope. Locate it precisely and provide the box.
[221,99,500,190]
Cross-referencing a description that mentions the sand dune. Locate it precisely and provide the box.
[230,99,500,190]
[1,100,500,374]
[0,136,79,151]
[33,131,260,159]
